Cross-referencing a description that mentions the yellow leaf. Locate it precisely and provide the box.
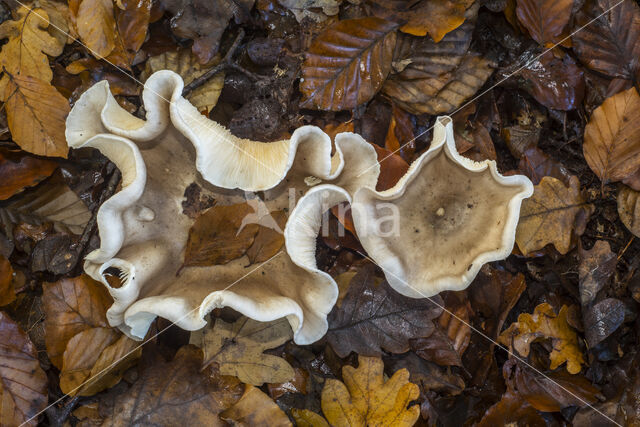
[499,303,585,374]
[220,385,292,426]
[321,356,420,427]
[4,74,70,158]
[291,409,330,427]
[76,0,117,58]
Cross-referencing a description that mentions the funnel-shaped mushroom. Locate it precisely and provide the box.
[65,70,379,345]
[351,117,533,298]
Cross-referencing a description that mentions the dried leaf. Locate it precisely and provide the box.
[327,264,442,357]
[246,210,286,264]
[0,6,64,94]
[220,384,292,426]
[0,149,57,200]
[4,74,70,158]
[517,146,572,186]
[618,184,640,237]
[385,352,466,395]
[583,87,640,184]
[76,0,117,58]
[572,0,640,80]
[299,17,398,111]
[143,48,223,113]
[385,104,415,162]
[0,255,15,306]
[578,240,616,307]
[292,409,330,427]
[191,316,295,386]
[454,121,497,161]
[503,124,540,158]
[321,355,420,427]
[0,311,48,427]
[499,303,586,374]
[183,203,260,268]
[42,275,112,368]
[516,175,594,255]
[278,0,340,22]
[583,298,625,347]
[371,143,409,191]
[516,0,573,46]
[104,0,151,69]
[98,345,244,424]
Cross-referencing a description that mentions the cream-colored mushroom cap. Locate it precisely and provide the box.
[352,116,533,298]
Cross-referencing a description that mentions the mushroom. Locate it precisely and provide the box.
[351,116,533,297]
[66,70,379,345]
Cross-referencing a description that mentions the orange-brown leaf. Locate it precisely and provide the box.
[76,0,117,58]
[0,255,15,306]
[0,149,58,200]
[371,143,409,191]
[246,210,287,264]
[516,0,573,46]
[300,17,398,111]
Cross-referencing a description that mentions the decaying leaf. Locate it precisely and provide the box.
[103,0,152,69]
[327,264,442,358]
[191,316,295,386]
[246,210,287,264]
[0,149,57,200]
[578,240,616,307]
[98,345,244,424]
[183,203,260,268]
[75,0,117,58]
[517,146,572,185]
[516,175,594,255]
[4,74,70,158]
[0,255,15,306]
[516,0,573,46]
[385,352,466,396]
[477,390,546,426]
[0,311,48,427]
[572,0,640,80]
[142,48,223,113]
[278,0,341,22]
[499,303,586,374]
[583,298,625,347]
[618,184,640,237]
[220,384,292,426]
[371,143,409,191]
[42,275,113,368]
[321,355,420,427]
[583,87,640,184]
[299,17,398,111]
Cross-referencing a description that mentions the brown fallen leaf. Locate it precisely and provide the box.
[98,345,244,424]
[454,120,497,162]
[385,352,466,396]
[104,0,152,69]
[618,184,640,237]
[191,316,295,386]
[183,203,260,268]
[499,303,585,374]
[4,74,70,158]
[246,210,287,264]
[572,0,640,80]
[477,390,546,426]
[516,0,572,46]
[292,409,330,427]
[299,17,398,111]
[278,0,340,23]
[583,87,640,184]
[321,355,420,427]
[578,240,616,307]
[42,274,113,368]
[327,264,442,358]
[517,146,572,186]
[516,175,594,255]
[0,255,15,306]
[0,6,64,96]
[0,311,48,427]
[267,367,309,399]
[220,384,292,426]
[75,0,117,58]
[502,124,540,158]
[583,298,625,348]
[0,149,58,200]
[385,104,415,162]
[371,143,409,191]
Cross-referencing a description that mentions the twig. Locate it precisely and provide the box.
[45,395,79,427]
[183,29,257,95]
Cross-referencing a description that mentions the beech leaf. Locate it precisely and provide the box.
[578,240,616,307]
[618,184,640,237]
[516,0,573,46]
[583,298,625,347]
[299,17,399,111]
[516,175,594,255]
[76,0,117,58]
[0,149,58,200]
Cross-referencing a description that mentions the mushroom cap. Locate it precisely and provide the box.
[352,117,533,298]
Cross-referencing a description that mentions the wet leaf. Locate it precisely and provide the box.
[584,87,640,184]
[477,390,546,426]
[0,311,48,427]
[299,17,398,111]
[572,0,640,80]
[384,104,415,162]
[191,316,295,386]
[583,298,625,347]
[327,264,442,357]
[98,345,244,424]
[578,240,616,307]
[516,175,594,255]
[42,275,113,368]
[0,255,15,306]
[502,124,540,158]
[267,366,308,399]
[246,210,286,264]
[183,203,260,268]
[518,146,572,185]
[516,0,572,46]
[371,143,409,191]
[321,355,420,427]
[220,384,292,426]
[143,48,223,113]
[0,149,57,200]
[499,303,586,374]
[618,184,640,237]
[454,121,497,161]
[4,74,70,158]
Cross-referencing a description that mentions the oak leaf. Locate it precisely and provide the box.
[499,303,585,374]
[220,384,292,426]
[299,17,399,111]
[42,274,113,368]
[191,316,295,386]
[327,264,442,357]
[0,312,48,427]
[516,175,594,255]
[0,255,15,306]
[97,345,244,424]
[516,0,573,46]
[583,87,640,184]
[321,355,420,427]
[4,74,70,158]
[0,149,57,200]
[618,184,640,237]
